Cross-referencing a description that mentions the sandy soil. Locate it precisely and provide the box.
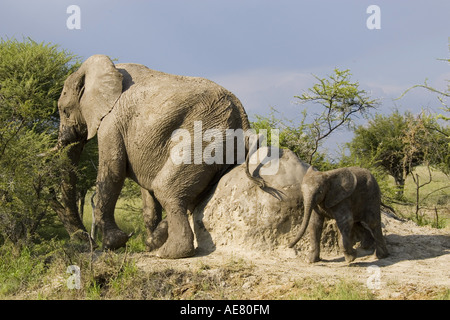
[134,214,450,300]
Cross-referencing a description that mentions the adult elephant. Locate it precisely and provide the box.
[56,54,262,258]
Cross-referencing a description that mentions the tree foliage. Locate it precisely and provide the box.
[294,68,378,163]
[347,110,449,196]
[0,38,78,134]
[0,38,80,244]
[0,131,70,243]
[252,68,377,169]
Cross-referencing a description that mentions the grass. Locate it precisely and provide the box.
[0,239,357,300]
[1,239,449,300]
[82,191,147,252]
[403,167,450,205]
[436,289,450,300]
[286,278,375,300]
[0,245,46,296]
[0,240,141,299]
[388,166,450,228]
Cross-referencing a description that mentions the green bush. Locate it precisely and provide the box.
[0,37,80,244]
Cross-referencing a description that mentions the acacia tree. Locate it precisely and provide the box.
[348,110,449,197]
[252,68,377,167]
[349,111,411,191]
[294,68,378,164]
[251,108,315,162]
[0,38,81,244]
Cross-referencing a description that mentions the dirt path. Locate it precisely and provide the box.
[134,216,450,299]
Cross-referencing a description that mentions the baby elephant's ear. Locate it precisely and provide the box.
[323,168,357,208]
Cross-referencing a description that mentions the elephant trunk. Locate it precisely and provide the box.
[288,198,313,248]
[50,140,90,242]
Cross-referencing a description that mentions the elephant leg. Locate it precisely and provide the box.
[307,210,324,263]
[141,188,168,251]
[335,213,357,263]
[362,216,389,259]
[95,142,129,250]
[353,222,375,249]
[95,177,129,250]
[373,227,389,259]
[154,198,195,259]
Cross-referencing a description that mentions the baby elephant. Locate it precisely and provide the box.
[289,166,389,263]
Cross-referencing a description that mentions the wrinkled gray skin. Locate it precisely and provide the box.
[56,54,260,259]
[289,166,389,263]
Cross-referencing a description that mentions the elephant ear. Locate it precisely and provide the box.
[323,168,357,208]
[79,55,123,140]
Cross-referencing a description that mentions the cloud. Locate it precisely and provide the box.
[362,79,447,116]
[364,82,409,97]
[211,68,315,116]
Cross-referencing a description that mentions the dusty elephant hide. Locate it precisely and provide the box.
[191,147,341,257]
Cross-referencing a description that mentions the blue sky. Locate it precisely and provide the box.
[1,0,449,154]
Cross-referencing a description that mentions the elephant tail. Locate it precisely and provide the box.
[244,134,266,189]
[225,91,267,190]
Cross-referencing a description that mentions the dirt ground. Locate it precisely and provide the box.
[134,214,450,300]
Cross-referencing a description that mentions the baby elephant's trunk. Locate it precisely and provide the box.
[288,202,313,248]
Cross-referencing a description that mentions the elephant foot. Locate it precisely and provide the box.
[307,251,321,264]
[146,220,169,251]
[157,241,195,259]
[344,249,357,263]
[375,246,389,259]
[156,229,195,259]
[102,229,130,250]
